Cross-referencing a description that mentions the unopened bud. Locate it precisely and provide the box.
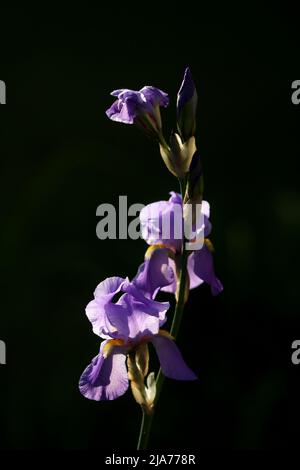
[177,67,198,142]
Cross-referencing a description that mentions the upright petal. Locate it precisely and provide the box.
[79,342,128,401]
[140,194,183,252]
[140,192,211,253]
[106,292,168,342]
[190,245,223,295]
[160,257,177,294]
[86,277,128,337]
[140,86,169,107]
[151,335,197,380]
[177,67,197,116]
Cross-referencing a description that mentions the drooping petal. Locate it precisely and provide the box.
[160,257,177,294]
[190,245,223,295]
[133,248,175,298]
[79,342,128,401]
[140,86,169,107]
[151,335,197,380]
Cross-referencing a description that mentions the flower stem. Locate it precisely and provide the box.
[137,177,188,450]
[137,409,154,450]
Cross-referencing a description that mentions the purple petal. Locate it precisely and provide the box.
[140,86,169,107]
[106,87,168,124]
[94,276,127,300]
[190,245,223,295]
[79,342,128,401]
[133,248,175,298]
[169,191,182,205]
[152,335,197,380]
[106,99,136,124]
[110,88,132,98]
[161,258,176,294]
[140,192,211,252]
[86,277,128,337]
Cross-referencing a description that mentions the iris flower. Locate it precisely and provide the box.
[79,251,196,401]
[140,192,223,296]
[106,86,169,140]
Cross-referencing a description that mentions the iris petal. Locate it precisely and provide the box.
[79,342,128,401]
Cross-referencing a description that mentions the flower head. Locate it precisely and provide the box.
[79,255,196,401]
[140,192,223,296]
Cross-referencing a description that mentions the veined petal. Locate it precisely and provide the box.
[151,335,197,380]
[79,342,128,401]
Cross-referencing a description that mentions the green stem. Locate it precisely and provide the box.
[137,409,154,450]
[137,177,188,450]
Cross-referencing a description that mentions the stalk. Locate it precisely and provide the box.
[137,177,188,450]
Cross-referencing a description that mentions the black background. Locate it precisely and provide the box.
[0,6,299,450]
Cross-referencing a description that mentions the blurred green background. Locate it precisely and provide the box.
[0,6,299,449]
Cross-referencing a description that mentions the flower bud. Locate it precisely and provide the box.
[177,68,198,142]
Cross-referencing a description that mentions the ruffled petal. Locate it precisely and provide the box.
[190,245,223,295]
[140,86,169,107]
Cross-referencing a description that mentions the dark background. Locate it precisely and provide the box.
[0,6,299,450]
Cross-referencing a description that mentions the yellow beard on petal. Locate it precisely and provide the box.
[158,329,174,340]
[102,338,125,358]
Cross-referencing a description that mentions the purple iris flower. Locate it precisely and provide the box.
[140,192,223,296]
[79,252,196,401]
[106,87,169,132]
